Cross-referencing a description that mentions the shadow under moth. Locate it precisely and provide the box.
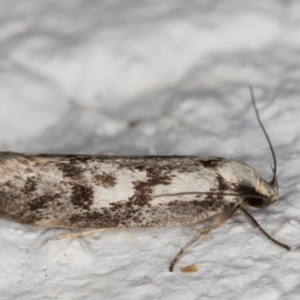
[0,87,292,271]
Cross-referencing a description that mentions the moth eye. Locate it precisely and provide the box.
[246,197,264,207]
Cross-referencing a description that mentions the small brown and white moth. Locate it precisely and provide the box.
[0,87,291,271]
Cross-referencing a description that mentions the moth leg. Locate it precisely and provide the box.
[239,207,291,251]
[169,205,239,272]
[57,229,105,240]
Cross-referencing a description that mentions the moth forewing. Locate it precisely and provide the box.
[0,155,254,228]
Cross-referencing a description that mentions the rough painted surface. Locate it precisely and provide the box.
[0,1,300,299]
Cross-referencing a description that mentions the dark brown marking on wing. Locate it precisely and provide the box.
[56,161,83,180]
[64,197,236,228]
[216,174,230,191]
[68,207,144,228]
[28,193,60,211]
[129,180,152,206]
[38,154,93,163]
[201,159,222,168]
[128,168,173,206]
[92,173,116,188]
[23,177,37,194]
[168,197,226,214]
[62,155,93,163]
[69,210,128,228]
[71,184,94,210]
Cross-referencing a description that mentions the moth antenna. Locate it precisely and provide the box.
[249,86,278,190]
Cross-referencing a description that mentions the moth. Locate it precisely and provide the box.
[0,87,291,271]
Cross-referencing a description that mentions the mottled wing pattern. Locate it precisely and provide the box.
[0,152,250,228]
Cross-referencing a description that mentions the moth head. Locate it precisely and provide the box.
[240,177,278,210]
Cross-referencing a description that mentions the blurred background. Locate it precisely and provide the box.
[1,1,300,299]
[1,1,299,157]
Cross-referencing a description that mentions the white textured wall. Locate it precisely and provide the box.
[0,1,300,299]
